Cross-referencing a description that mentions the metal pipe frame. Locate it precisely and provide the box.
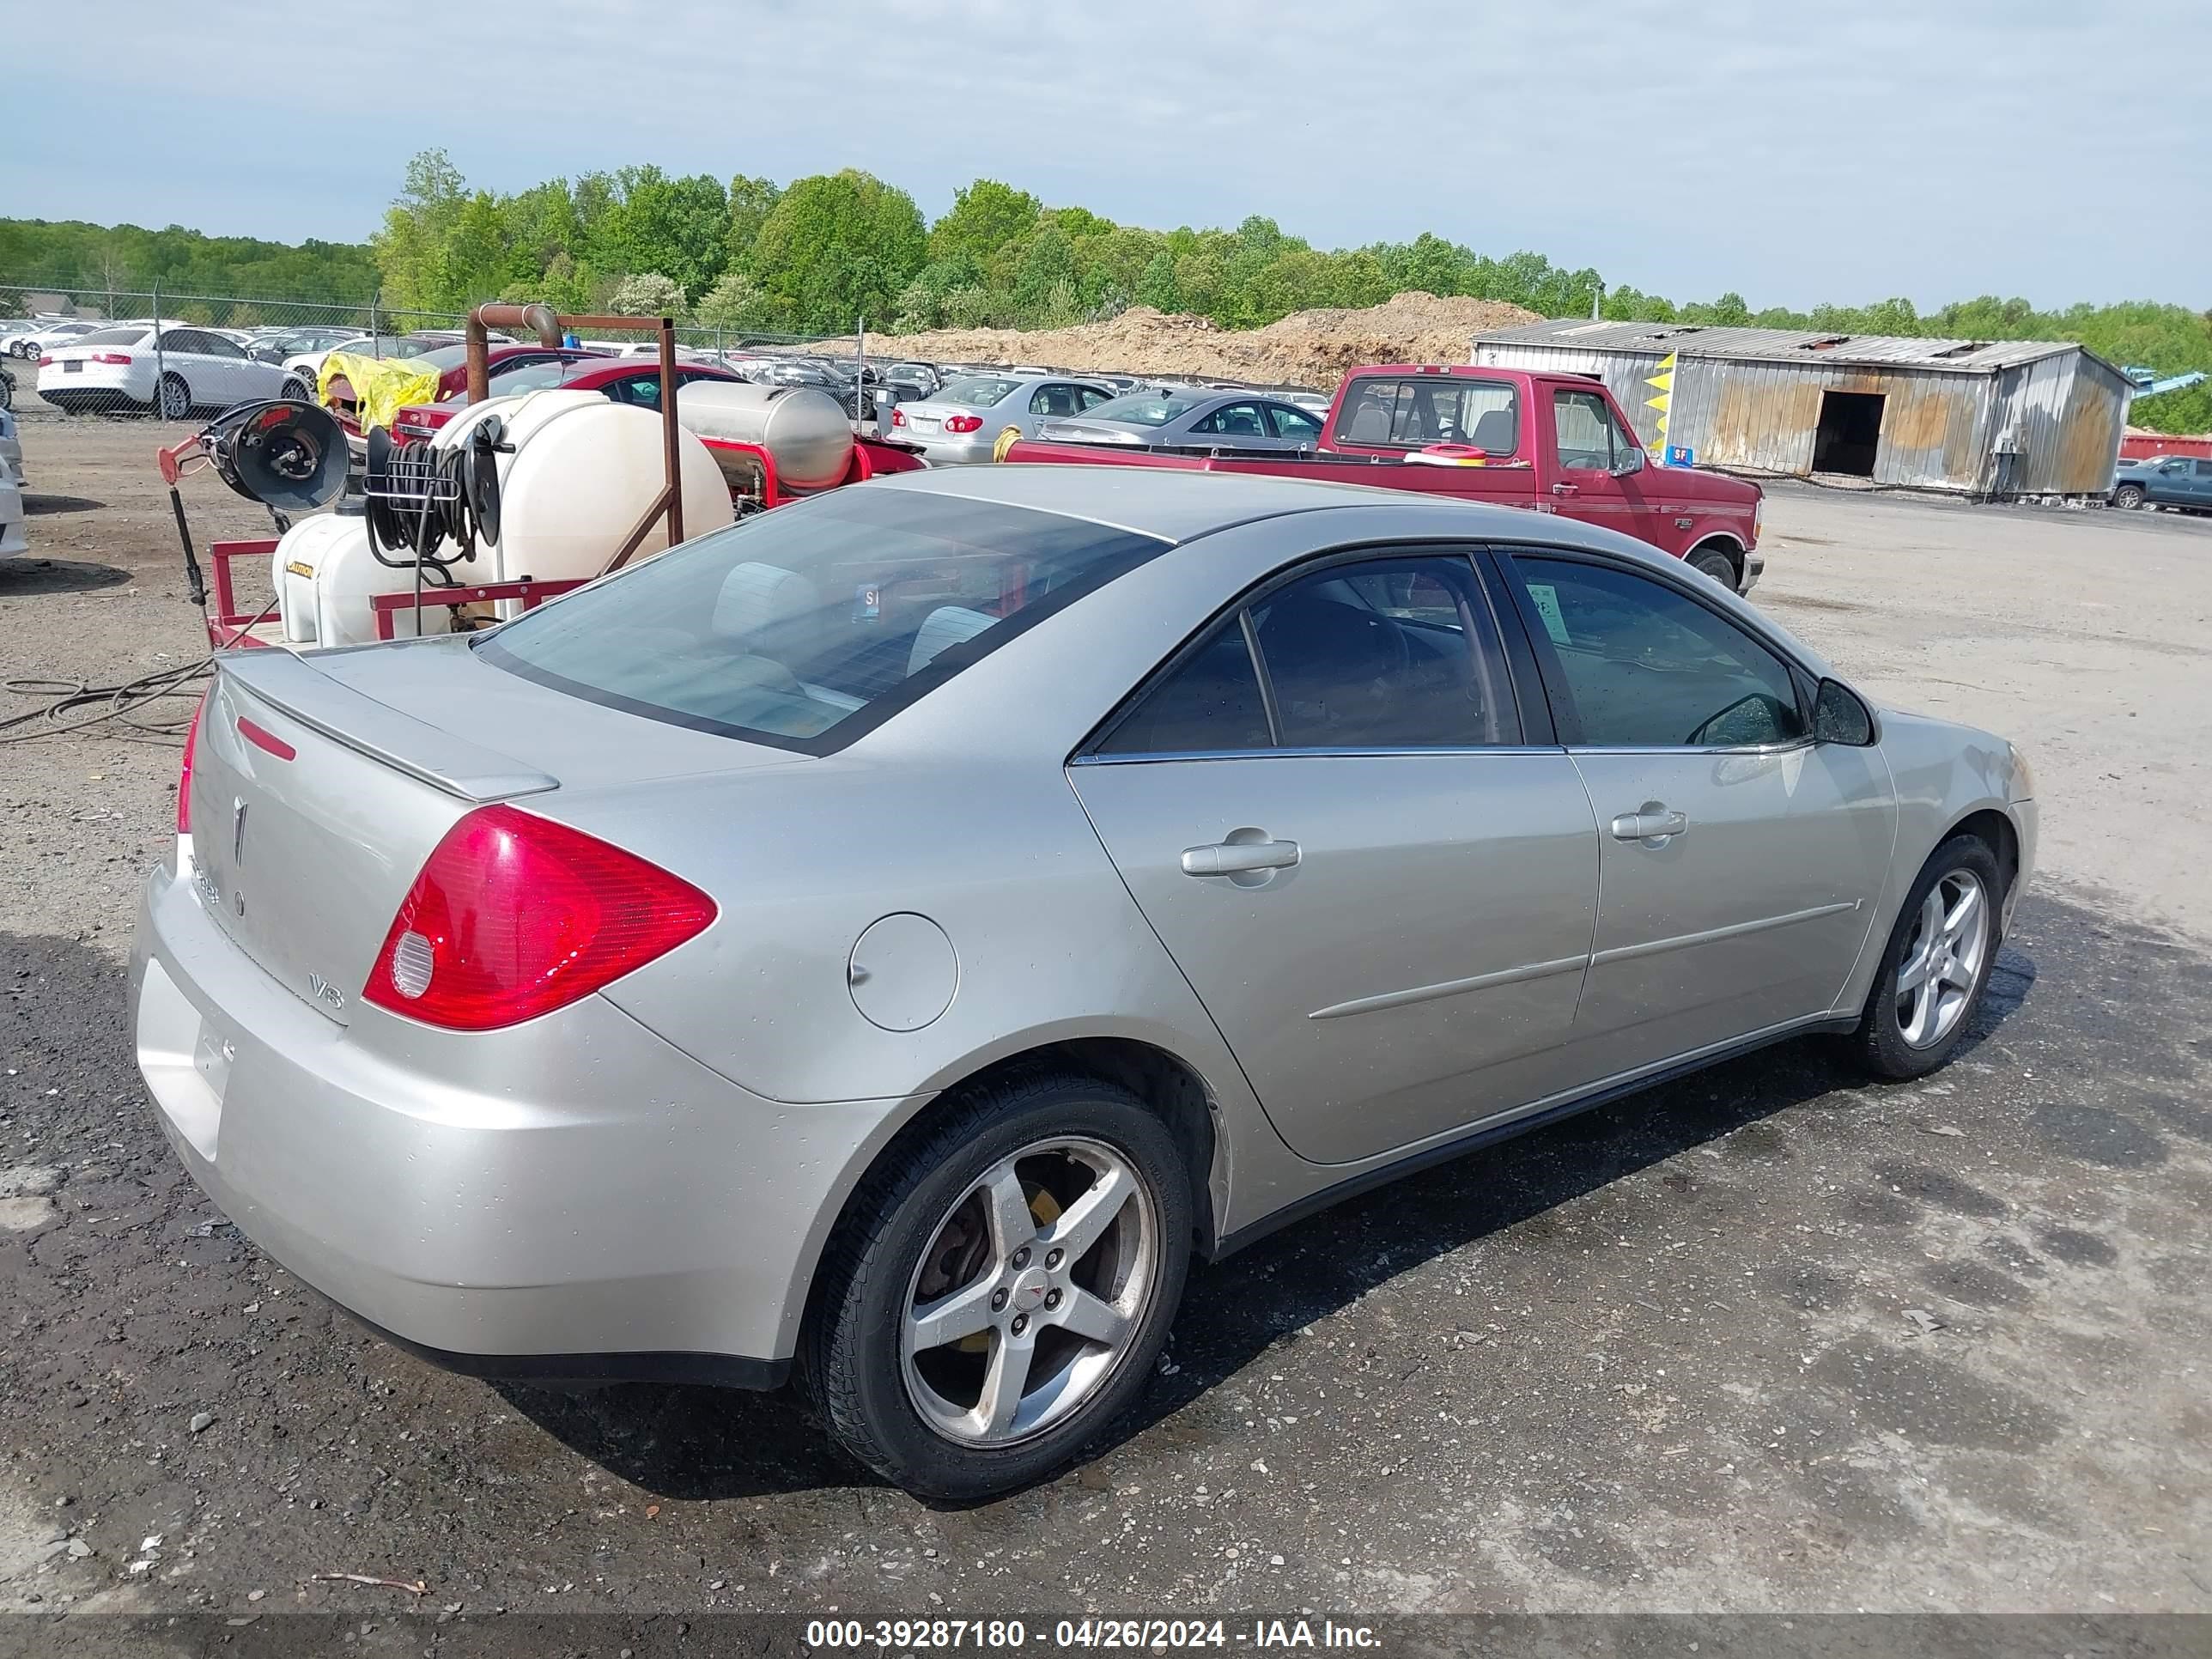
[465,305,685,573]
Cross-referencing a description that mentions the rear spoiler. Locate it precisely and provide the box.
[216,646,557,803]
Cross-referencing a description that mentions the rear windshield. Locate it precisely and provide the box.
[477,488,1167,754]
[935,377,1018,408]
[412,344,471,373]
[1079,392,1204,428]
[76,327,149,348]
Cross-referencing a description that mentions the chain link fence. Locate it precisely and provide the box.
[0,280,823,422]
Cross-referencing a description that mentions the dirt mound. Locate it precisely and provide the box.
[849,292,1541,390]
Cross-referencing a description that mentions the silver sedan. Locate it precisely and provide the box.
[1038,387,1326,452]
[131,466,2035,1499]
[891,373,1115,464]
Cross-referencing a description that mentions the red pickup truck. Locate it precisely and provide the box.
[1004,363,1765,592]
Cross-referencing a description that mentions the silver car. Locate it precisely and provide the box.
[1039,387,1326,452]
[892,373,1115,464]
[131,467,2035,1499]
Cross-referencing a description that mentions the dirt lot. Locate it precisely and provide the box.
[832,293,1540,388]
[2,413,2209,1622]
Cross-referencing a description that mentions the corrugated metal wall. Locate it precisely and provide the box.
[1469,339,2129,495]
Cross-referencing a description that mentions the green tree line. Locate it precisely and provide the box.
[7,150,2208,432]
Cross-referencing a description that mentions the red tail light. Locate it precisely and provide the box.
[91,352,133,365]
[890,406,906,427]
[362,805,716,1030]
[36,356,52,368]
[944,414,982,434]
[177,695,206,836]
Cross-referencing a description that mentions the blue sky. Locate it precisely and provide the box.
[6,0,2206,311]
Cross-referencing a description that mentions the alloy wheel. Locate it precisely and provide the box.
[1893,868,1987,1048]
[900,1135,1158,1447]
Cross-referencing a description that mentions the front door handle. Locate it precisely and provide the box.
[1181,838,1301,877]
[1551,482,1580,497]
[1610,807,1688,843]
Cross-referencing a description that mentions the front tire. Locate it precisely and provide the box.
[2112,483,2145,510]
[280,377,310,403]
[1689,544,1739,588]
[803,1071,1191,1501]
[1849,833,2002,1080]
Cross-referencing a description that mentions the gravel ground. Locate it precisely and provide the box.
[1,414,2209,1622]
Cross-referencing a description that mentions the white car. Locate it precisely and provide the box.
[9,319,101,359]
[39,325,312,418]
[0,404,22,485]
[282,334,431,388]
[0,458,24,562]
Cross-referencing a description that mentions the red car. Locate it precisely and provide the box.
[326,343,611,441]
[387,357,743,444]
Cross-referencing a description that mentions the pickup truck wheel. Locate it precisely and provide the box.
[2112,483,2145,510]
[1689,544,1739,588]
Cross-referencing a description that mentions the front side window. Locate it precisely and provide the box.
[1193,402,1267,437]
[1334,374,1520,454]
[1029,383,1089,418]
[1096,554,1521,756]
[1552,389,1635,471]
[1510,556,1806,749]
[481,489,1167,754]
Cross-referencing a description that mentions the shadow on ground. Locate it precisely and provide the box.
[12,882,2209,1516]
[22,494,107,517]
[0,556,131,593]
[500,908,2058,1504]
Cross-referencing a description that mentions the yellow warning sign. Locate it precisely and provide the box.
[1644,351,1675,452]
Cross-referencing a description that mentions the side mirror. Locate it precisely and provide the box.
[1813,678,1876,746]
[1611,445,1646,477]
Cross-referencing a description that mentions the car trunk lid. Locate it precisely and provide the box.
[191,641,799,1024]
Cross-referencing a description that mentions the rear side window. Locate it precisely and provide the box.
[1334,375,1520,454]
[480,489,1167,755]
[1096,553,1521,755]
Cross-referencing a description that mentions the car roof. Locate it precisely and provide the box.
[865,462,1683,568]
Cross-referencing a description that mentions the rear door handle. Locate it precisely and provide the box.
[1610,808,1688,842]
[1181,838,1301,877]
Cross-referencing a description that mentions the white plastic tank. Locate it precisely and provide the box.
[494,399,732,582]
[269,513,465,648]
[678,382,854,491]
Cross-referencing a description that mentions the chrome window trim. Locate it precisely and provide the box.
[1563,737,1820,760]
[1070,744,1569,767]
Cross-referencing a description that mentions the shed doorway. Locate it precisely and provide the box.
[1813,391,1884,477]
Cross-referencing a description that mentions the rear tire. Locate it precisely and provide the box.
[157,373,191,421]
[1849,833,2002,1080]
[1689,544,1739,588]
[802,1070,1191,1501]
[2112,483,2145,510]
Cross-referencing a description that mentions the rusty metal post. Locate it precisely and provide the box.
[465,302,560,404]
[659,315,683,549]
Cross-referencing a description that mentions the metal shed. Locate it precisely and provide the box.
[1471,319,2135,498]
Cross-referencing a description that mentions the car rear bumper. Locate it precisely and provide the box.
[131,859,892,1384]
[908,434,999,465]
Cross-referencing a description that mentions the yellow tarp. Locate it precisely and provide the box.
[320,351,441,434]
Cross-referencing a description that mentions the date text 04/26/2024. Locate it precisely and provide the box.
[803,1620,1382,1650]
